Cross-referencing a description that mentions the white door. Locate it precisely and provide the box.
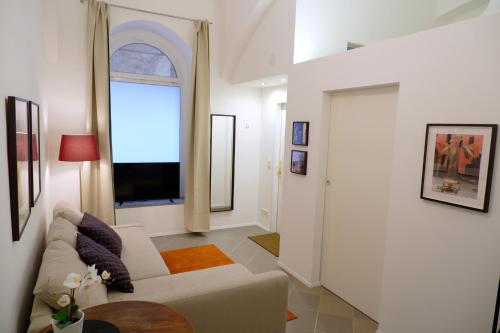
[321,86,398,321]
[271,104,286,233]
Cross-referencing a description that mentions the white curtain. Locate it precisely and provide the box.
[184,21,211,232]
[82,0,115,225]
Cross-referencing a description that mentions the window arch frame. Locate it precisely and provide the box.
[109,29,187,87]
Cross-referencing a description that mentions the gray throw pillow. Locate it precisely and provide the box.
[78,213,122,257]
[77,234,134,293]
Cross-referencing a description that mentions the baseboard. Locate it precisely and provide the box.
[256,222,271,232]
[376,330,383,333]
[147,230,190,238]
[210,222,258,231]
[147,222,259,238]
[277,261,321,288]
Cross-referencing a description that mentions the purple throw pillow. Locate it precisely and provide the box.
[77,233,134,293]
[78,213,122,257]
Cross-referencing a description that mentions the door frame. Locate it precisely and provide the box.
[271,103,287,233]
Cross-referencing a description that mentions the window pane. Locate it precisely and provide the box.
[110,43,177,78]
[111,81,180,163]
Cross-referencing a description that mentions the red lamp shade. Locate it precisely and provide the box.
[16,132,29,161]
[58,134,100,162]
[31,134,39,161]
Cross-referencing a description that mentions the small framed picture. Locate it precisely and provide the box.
[420,124,497,212]
[291,150,308,175]
[292,121,309,146]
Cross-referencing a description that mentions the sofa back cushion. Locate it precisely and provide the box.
[112,224,170,280]
[78,213,122,257]
[46,217,78,248]
[53,201,84,226]
[77,234,134,293]
[33,240,108,310]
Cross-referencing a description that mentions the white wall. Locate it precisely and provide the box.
[232,0,296,84]
[279,13,500,333]
[257,85,287,230]
[294,0,442,63]
[45,0,263,235]
[0,1,49,332]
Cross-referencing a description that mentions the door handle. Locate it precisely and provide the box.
[326,179,332,186]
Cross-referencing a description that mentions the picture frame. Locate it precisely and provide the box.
[292,121,309,146]
[291,150,308,175]
[420,124,497,212]
[493,277,500,333]
[6,96,32,241]
[29,101,41,207]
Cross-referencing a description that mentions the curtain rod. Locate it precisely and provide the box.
[79,0,213,24]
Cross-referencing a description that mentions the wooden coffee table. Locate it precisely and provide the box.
[39,301,194,333]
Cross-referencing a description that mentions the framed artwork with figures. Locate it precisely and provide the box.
[420,124,497,212]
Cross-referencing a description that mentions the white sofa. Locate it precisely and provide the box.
[28,203,288,333]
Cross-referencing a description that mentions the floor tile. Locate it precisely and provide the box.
[230,239,261,265]
[286,306,318,332]
[288,289,321,311]
[315,312,353,333]
[353,308,375,322]
[286,322,316,333]
[353,317,378,333]
[318,292,353,319]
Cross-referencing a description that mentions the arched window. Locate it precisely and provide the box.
[110,43,177,79]
[110,39,184,205]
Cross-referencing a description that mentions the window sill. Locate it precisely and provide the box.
[115,198,184,209]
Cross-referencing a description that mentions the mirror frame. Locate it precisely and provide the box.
[210,114,236,212]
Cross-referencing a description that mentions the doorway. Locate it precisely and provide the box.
[271,103,286,233]
[321,85,398,321]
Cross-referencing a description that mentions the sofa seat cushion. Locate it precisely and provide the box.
[111,224,170,280]
[78,213,122,257]
[33,240,108,310]
[46,217,78,248]
[107,264,252,304]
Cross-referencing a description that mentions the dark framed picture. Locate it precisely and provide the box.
[493,278,500,333]
[6,96,32,241]
[292,121,309,146]
[29,102,41,206]
[420,124,497,212]
[291,150,308,175]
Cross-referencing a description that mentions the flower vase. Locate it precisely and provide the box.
[51,309,85,333]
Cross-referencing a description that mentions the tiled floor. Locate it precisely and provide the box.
[151,225,378,333]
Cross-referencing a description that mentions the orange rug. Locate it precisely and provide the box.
[160,244,297,322]
[161,244,235,274]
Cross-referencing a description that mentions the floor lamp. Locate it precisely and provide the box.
[58,134,100,211]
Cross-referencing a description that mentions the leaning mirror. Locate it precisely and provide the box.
[210,114,236,212]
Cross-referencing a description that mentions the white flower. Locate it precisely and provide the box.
[81,272,101,290]
[101,271,111,280]
[63,273,82,289]
[87,264,98,277]
[57,294,71,308]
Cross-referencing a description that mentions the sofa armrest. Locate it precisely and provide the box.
[164,271,288,333]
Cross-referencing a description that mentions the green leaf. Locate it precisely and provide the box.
[52,308,68,323]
